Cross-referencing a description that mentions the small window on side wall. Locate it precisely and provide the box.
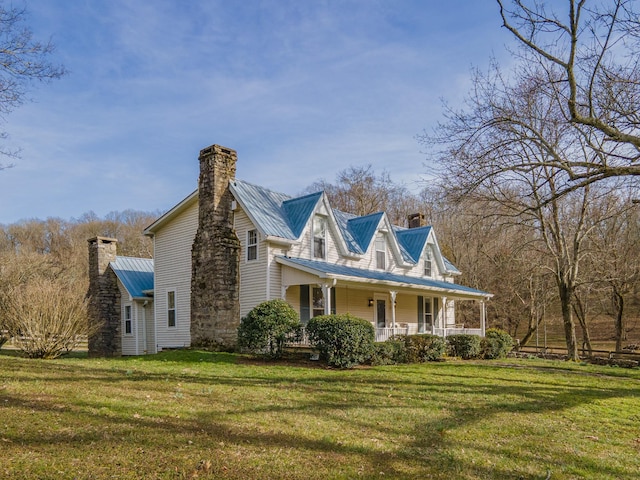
[247,229,258,261]
[167,291,176,328]
[124,305,132,335]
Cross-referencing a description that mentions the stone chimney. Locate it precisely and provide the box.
[190,144,241,350]
[407,212,426,229]
[87,236,121,357]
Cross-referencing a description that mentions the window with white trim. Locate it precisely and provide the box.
[375,235,386,270]
[124,305,132,335]
[247,229,258,261]
[424,297,433,328]
[312,287,325,317]
[424,248,432,277]
[313,216,327,259]
[167,290,176,328]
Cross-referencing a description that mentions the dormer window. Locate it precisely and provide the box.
[375,235,386,270]
[313,216,327,259]
[424,248,432,277]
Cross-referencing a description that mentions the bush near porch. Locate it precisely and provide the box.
[237,299,300,359]
[306,313,375,368]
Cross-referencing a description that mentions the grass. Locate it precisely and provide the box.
[0,349,639,479]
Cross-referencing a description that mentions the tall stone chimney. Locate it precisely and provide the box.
[87,236,121,357]
[408,213,426,229]
[190,144,241,350]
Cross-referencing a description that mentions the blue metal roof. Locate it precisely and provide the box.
[231,179,296,239]
[443,256,461,274]
[110,257,154,299]
[277,256,489,297]
[333,209,364,254]
[347,212,384,253]
[230,179,462,274]
[282,191,323,237]
[395,226,431,263]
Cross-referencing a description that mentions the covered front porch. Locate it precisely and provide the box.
[276,256,491,343]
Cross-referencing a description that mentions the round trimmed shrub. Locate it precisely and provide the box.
[447,334,481,359]
[307,313,375,368]
[481,328,514,359]
[405,334,447,362]
[237,299,300,359]
[370,338,408,365]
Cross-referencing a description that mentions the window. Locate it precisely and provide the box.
[167,291,176,328]
[424,248,432,277]
[247,229,258,261]
[424,297,433,328]
[313,216,327,259]
[124,305,132,335]
[312,287,325,317]
[375,235,386,270]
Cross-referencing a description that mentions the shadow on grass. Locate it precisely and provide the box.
[1,352,638,479]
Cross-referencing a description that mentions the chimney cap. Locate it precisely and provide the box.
[199,144,237,158]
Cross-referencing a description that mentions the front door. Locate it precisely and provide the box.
[376,299,386,328]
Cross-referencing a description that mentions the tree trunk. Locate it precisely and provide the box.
[559,281,579,360]
[613,289,625,352]
[572,294,592,355]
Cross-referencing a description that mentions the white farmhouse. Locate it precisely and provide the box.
[87,144,491,356]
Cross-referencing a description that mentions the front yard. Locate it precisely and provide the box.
[1,350,638,479]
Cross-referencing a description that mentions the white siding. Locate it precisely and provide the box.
[118,279,136,356]
[235,207,268,317]
[144,301,156,354]
[153,199,197,349]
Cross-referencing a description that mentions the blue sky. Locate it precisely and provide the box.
[0,0,514,224]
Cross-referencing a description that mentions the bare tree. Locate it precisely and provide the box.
[422,66,621,360]
[0,3,65,167]
[497,0,640,189]
[304,165,423,226]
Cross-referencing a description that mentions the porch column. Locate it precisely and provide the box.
[442,296,447,330]
[322,283,333,315]
[281,285,289,300]
[480,299,486,336]
[389,290,397,329]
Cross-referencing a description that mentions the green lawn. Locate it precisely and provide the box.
[1,350,638,479]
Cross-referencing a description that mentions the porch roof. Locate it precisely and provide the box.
[276,256,491,299]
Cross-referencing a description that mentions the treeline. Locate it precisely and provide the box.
[307,166,640,352]
[1,170,639,354]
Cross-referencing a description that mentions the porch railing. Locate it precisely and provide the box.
[432,327,483,337]
[284,326,484,348]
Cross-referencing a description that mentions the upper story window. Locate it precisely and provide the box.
[247,229,258,261]
[424,248,432,277]
[167,290,176,328]
[124,305,132,335]
[313,216,327,259]
[375,235,386,270]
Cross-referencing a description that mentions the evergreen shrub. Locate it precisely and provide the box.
[481,328,514,359]
[237,299,300,359]
[307,313,375,368]
[447,334,481,359]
